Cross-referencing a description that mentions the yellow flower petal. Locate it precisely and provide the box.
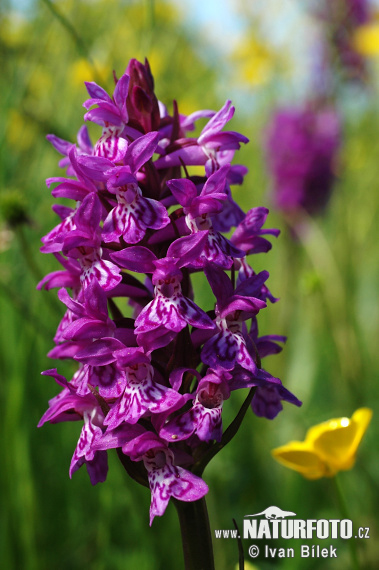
[308,408,372,472]
[353,23,379,57]
[271,441,328,480]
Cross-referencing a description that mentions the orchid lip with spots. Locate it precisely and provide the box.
[38,58,301,530]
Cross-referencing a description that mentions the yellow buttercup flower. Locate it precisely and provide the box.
[272,408,372,479]
[353,23,379,57]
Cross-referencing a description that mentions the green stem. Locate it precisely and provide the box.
[173,497,215,570]
[233,518,244,569]
[332,475,360,570]
[147,0,155,29]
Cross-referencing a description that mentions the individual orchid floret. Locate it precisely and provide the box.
[59,193,122,292]
[104,347,184,428]
[102,167,170,244]
[167,166,245,269]
[41,149,100,255]
[49,333,126,399]
[37,252,81,292]
[46,125,93,174]
[71,361,127,398]
[82,74,131,163]
[229,367,302,420]
[198,100,249,174]
[154,100,249,174]
[40,204,77,254]
[57,280,116,342]
[83,73,130,127]
[53,279,111,345]
[199,264,266,372]
[122,432,209,525]
[46,145,99,201]
[211,165,247,233]
[160,369,231,443]
[231,207,280,255]
[136,256,215,350]
[69,407,109,484]
[252,377,302,420]
[38,369,108,484]
[111,247,215,351]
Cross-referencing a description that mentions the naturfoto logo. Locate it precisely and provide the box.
[243,506,353,540]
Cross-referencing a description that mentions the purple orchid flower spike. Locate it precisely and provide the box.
[122,432,209,525]
[38,59,301,554]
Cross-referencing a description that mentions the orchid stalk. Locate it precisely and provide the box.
[38,58,301,568]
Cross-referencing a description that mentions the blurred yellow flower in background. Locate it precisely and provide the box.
[353,23,379,56]
[70,58,109,87]
[272,408,372,479]
[229,35,275,87]
[6,109,38,151]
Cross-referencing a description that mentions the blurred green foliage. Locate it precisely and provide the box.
[1,1,378,569]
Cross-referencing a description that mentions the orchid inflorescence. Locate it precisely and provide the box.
[38,58,301,525]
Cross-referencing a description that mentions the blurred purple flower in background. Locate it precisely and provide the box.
[264,104,341,220]
[315,0,371,82]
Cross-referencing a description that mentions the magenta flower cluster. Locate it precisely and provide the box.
[38,59,301,524]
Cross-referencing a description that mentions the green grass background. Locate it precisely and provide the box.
[1,1,378,568]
